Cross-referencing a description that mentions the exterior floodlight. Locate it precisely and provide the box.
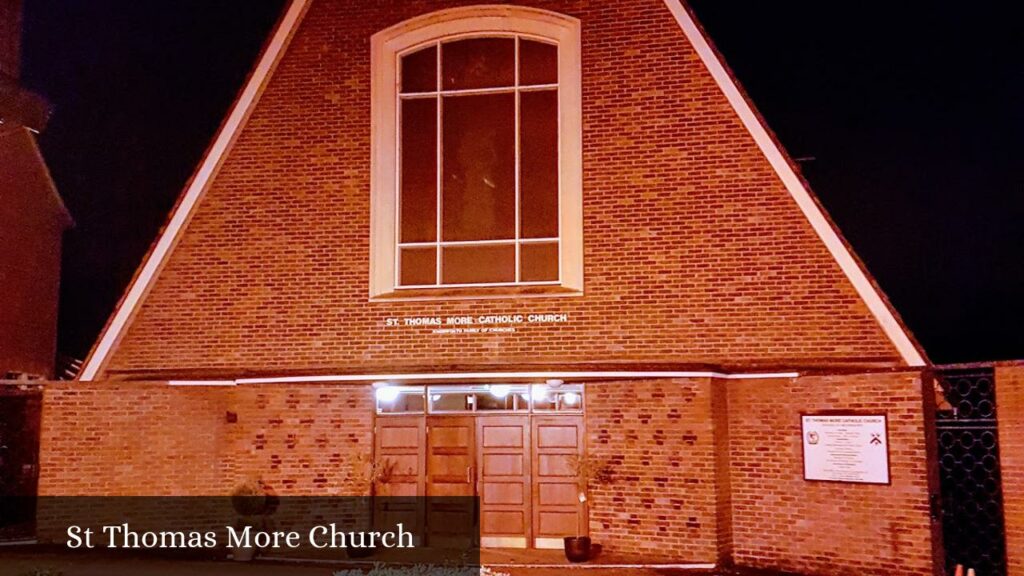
[546,379,564,387]
[490,384,511,399]
[563,392,580,406]
[375,386,400,403]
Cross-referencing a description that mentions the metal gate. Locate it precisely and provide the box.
[935,369,1007,576]
[0,390,42,542]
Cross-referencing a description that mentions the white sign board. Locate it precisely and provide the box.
[801,414,890,484]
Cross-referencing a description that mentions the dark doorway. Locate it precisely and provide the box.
[0,390,42,541]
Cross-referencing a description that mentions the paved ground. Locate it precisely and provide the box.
[0,550,724,576]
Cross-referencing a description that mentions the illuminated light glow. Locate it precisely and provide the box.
[489,385,511,399]
[563,392,580,406]
[375,387,401,403]
[530,384,549,401]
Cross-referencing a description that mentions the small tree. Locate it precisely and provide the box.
[567,454,614,537]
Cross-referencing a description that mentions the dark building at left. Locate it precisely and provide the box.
[0,0,71,379]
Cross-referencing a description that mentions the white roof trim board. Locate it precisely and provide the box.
[79,0,925,381]
[168,370,801,387]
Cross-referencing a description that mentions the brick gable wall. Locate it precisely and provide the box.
[726,371,935,575]
[102,0,903,377]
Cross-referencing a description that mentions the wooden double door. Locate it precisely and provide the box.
[375,414,585,549]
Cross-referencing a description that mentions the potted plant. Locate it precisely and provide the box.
[229,478,270,562]
[563,454,614,563]
[346,454,396,559]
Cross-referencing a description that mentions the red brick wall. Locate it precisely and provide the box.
[36,373,940,573]
[996,363,1024,576]
[0,0,20,79]
[225,384,374,496]
[726,371,935,576]
[0,129,66,378]
[37,382,374,497]
[103,0,904,377]
[38,382,230,495]
[585,378,719,561]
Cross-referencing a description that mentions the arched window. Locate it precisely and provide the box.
[370,6,582,298]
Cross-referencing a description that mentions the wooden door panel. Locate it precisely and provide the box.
[531,415,585,549]
[482,510,527,534]
[478,416,531,548]
[427,417,477,547]
[379,425,421,449]
[483,453,524,476]
[537,453,574,476]
[538,483,577,506]
[374,416,426,539]
[537,424,578,448]
[483,481,524,505]
[482,425,524,447]
[539,511,577,534]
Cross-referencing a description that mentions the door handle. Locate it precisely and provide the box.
[467,466,474,484]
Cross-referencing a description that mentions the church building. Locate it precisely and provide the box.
[36,2,941,574]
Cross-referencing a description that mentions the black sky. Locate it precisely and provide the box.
[19,1,1024,364]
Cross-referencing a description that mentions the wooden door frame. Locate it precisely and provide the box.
[374,407,587,550]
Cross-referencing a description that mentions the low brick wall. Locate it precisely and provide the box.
[34,373,939,573]
[726,371,935,576]
[38,382,231,495]
[585,377,720,561]
[996,363,1024,576]
[37,382,374,497]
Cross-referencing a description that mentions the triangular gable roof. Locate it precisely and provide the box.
[79,0,925,381]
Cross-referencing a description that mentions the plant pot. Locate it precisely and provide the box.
[346,544,375,559]
[231,545,256,562]
[563,536,591,563]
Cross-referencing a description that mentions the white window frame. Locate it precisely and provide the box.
[370,6,583,299]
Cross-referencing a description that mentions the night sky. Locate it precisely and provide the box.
[19,1,1024,364]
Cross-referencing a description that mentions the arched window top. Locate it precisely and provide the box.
[372,6,580,56]
[370,7,582,299]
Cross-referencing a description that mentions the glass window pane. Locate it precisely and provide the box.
[520,242,558,282]
[377,390,426,414]
[476,393,516,411]
[519,39,557,86]
[532,386,583,411]
[520,90,559,238]
[430,392,475,412]
[442,245,515,285]
[476,385,528,411]
[400,247,436,286]
[401,98,437,242]
[401,45,437,93]
[442,93,515,241]
[442,37,514,90]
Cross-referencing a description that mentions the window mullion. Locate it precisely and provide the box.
[514,36,522,284]
[435,42,443,286]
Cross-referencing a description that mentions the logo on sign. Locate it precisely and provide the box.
[807,431,820,445]
[870,433,882,445]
